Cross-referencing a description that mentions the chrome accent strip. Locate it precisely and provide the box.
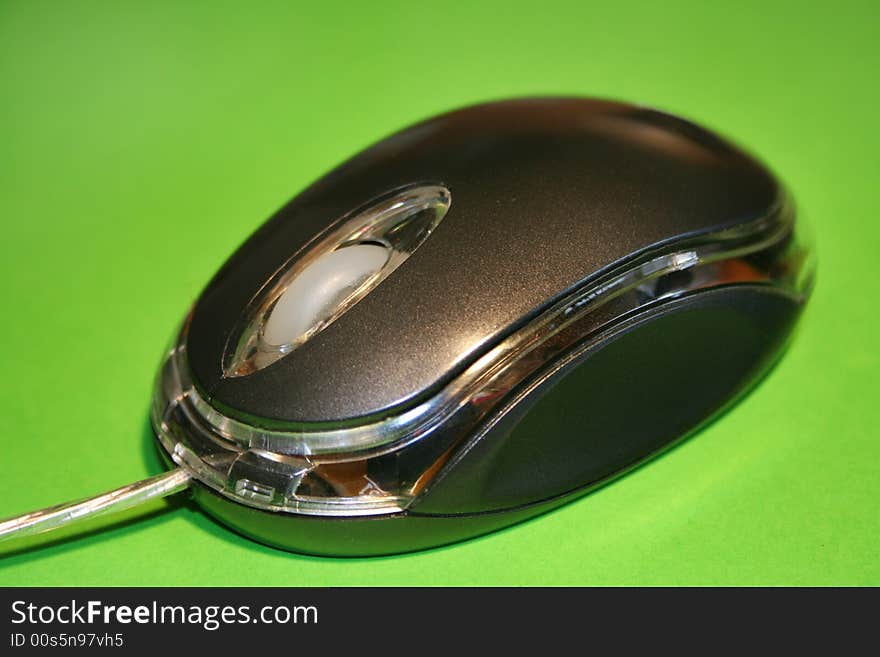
[152,197,812,516]
[187,204,801,458]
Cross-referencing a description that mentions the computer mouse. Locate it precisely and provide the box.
[152,97,814,556]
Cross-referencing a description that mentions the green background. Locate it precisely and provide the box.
[1,1,877,586]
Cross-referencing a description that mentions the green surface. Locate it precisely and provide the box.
[1,0,877,586]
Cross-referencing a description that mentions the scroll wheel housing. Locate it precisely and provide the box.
[262,242,391,348]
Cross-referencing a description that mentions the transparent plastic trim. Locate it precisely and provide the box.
[225,184,451,376]
[152,195,813,517]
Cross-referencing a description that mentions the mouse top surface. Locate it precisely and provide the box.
[185,97,781,426]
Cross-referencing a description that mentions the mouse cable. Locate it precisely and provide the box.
[0,468,191,544]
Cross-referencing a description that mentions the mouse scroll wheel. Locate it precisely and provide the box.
[224,183,451,377]
[262,243,391,348]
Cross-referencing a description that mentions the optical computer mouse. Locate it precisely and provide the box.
[153,97,813,556]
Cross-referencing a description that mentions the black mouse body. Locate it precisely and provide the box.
[152,97,813,555]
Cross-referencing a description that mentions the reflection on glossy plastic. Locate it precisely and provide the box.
[150,200,812,519]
